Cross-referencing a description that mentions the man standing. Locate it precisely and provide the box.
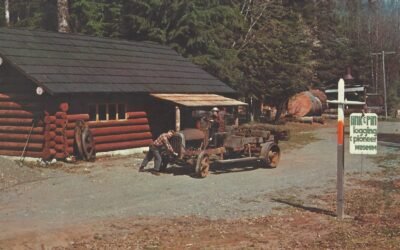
[139,130,176,174]
[208,107,220,145]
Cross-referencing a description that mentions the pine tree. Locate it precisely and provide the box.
[120,0,245,88]
[69,0,122,37]
[238,1,313,120]
[0,0,5,27]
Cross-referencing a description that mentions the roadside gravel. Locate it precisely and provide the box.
[0,126,391,240]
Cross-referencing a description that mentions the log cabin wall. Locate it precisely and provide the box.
[65,94,154,154]
[0,63,46,158]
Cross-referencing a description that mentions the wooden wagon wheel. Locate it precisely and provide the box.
[195,151,210,178]
[74,120,85,159]
[81,125,96,161]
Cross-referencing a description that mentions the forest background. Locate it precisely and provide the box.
[0,0,399,118]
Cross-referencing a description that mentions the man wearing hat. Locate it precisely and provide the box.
[209,107,220,145]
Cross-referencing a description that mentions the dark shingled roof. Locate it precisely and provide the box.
[0,28,235,95]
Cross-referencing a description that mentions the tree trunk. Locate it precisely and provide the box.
[57,0,70,33]
[274,100,287,123]
[5,0,10,26]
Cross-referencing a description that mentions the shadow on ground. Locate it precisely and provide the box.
[163,160,273,178]
[271,198,336,217]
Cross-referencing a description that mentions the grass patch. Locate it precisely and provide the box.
[279,130,320,151]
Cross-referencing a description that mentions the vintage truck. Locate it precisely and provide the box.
[161,110,281,178]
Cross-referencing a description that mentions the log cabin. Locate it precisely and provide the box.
[0,28,245,160]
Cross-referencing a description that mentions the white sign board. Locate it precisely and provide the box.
[349,113,378,154]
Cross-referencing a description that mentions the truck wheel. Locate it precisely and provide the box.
[260,143,280,168]
[195,152,210,178]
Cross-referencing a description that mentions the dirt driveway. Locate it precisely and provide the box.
[0,124,397,248]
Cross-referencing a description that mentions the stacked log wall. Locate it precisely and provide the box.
[0,64,45,158]
[65,112,153,153]
[54,111,70,159]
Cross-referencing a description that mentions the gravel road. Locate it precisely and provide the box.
[0,126,392,240]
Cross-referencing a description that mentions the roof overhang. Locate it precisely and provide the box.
[150,93,247,107]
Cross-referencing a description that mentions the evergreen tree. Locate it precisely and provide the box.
[238,1,313,120]
[120,0,245,88]
[69,0,122,37]
[0,0,5,27]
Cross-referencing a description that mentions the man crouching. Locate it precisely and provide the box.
[139,130,176,175]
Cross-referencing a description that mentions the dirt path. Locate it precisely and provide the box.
[0,125,395,248]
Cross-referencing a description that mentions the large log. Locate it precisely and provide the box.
[126,111,147,119]
[0,149,43,158]
[287,91,325,117]
[87,118,149,128]
[0,141,44,151]
[0,109,35,118]
[94,132,152,144]
[66,114,89,122]
[0,133,44,142]
[91,125,150,136]
[0,125,44,134]
[0,118,43,126]
[95,139,152,152]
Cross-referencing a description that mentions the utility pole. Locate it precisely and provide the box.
[370,53,379,94]
[371,51,396,119]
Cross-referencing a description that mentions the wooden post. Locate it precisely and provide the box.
[175,106,180,132]
[337,79,345,220]
[57,0,70,33]
[5,0,10,26]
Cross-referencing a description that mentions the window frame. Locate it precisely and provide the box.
[88,103,127,122]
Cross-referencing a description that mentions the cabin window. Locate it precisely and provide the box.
[88,104,127,121]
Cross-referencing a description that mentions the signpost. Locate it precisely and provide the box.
[327,79,365,219]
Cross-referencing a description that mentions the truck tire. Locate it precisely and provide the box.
[195,152,210,178]
[260,143,280,168]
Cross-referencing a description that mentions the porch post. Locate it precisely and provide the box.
[175,106,180,132]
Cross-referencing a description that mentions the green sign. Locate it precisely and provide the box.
[349,113,378,154]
